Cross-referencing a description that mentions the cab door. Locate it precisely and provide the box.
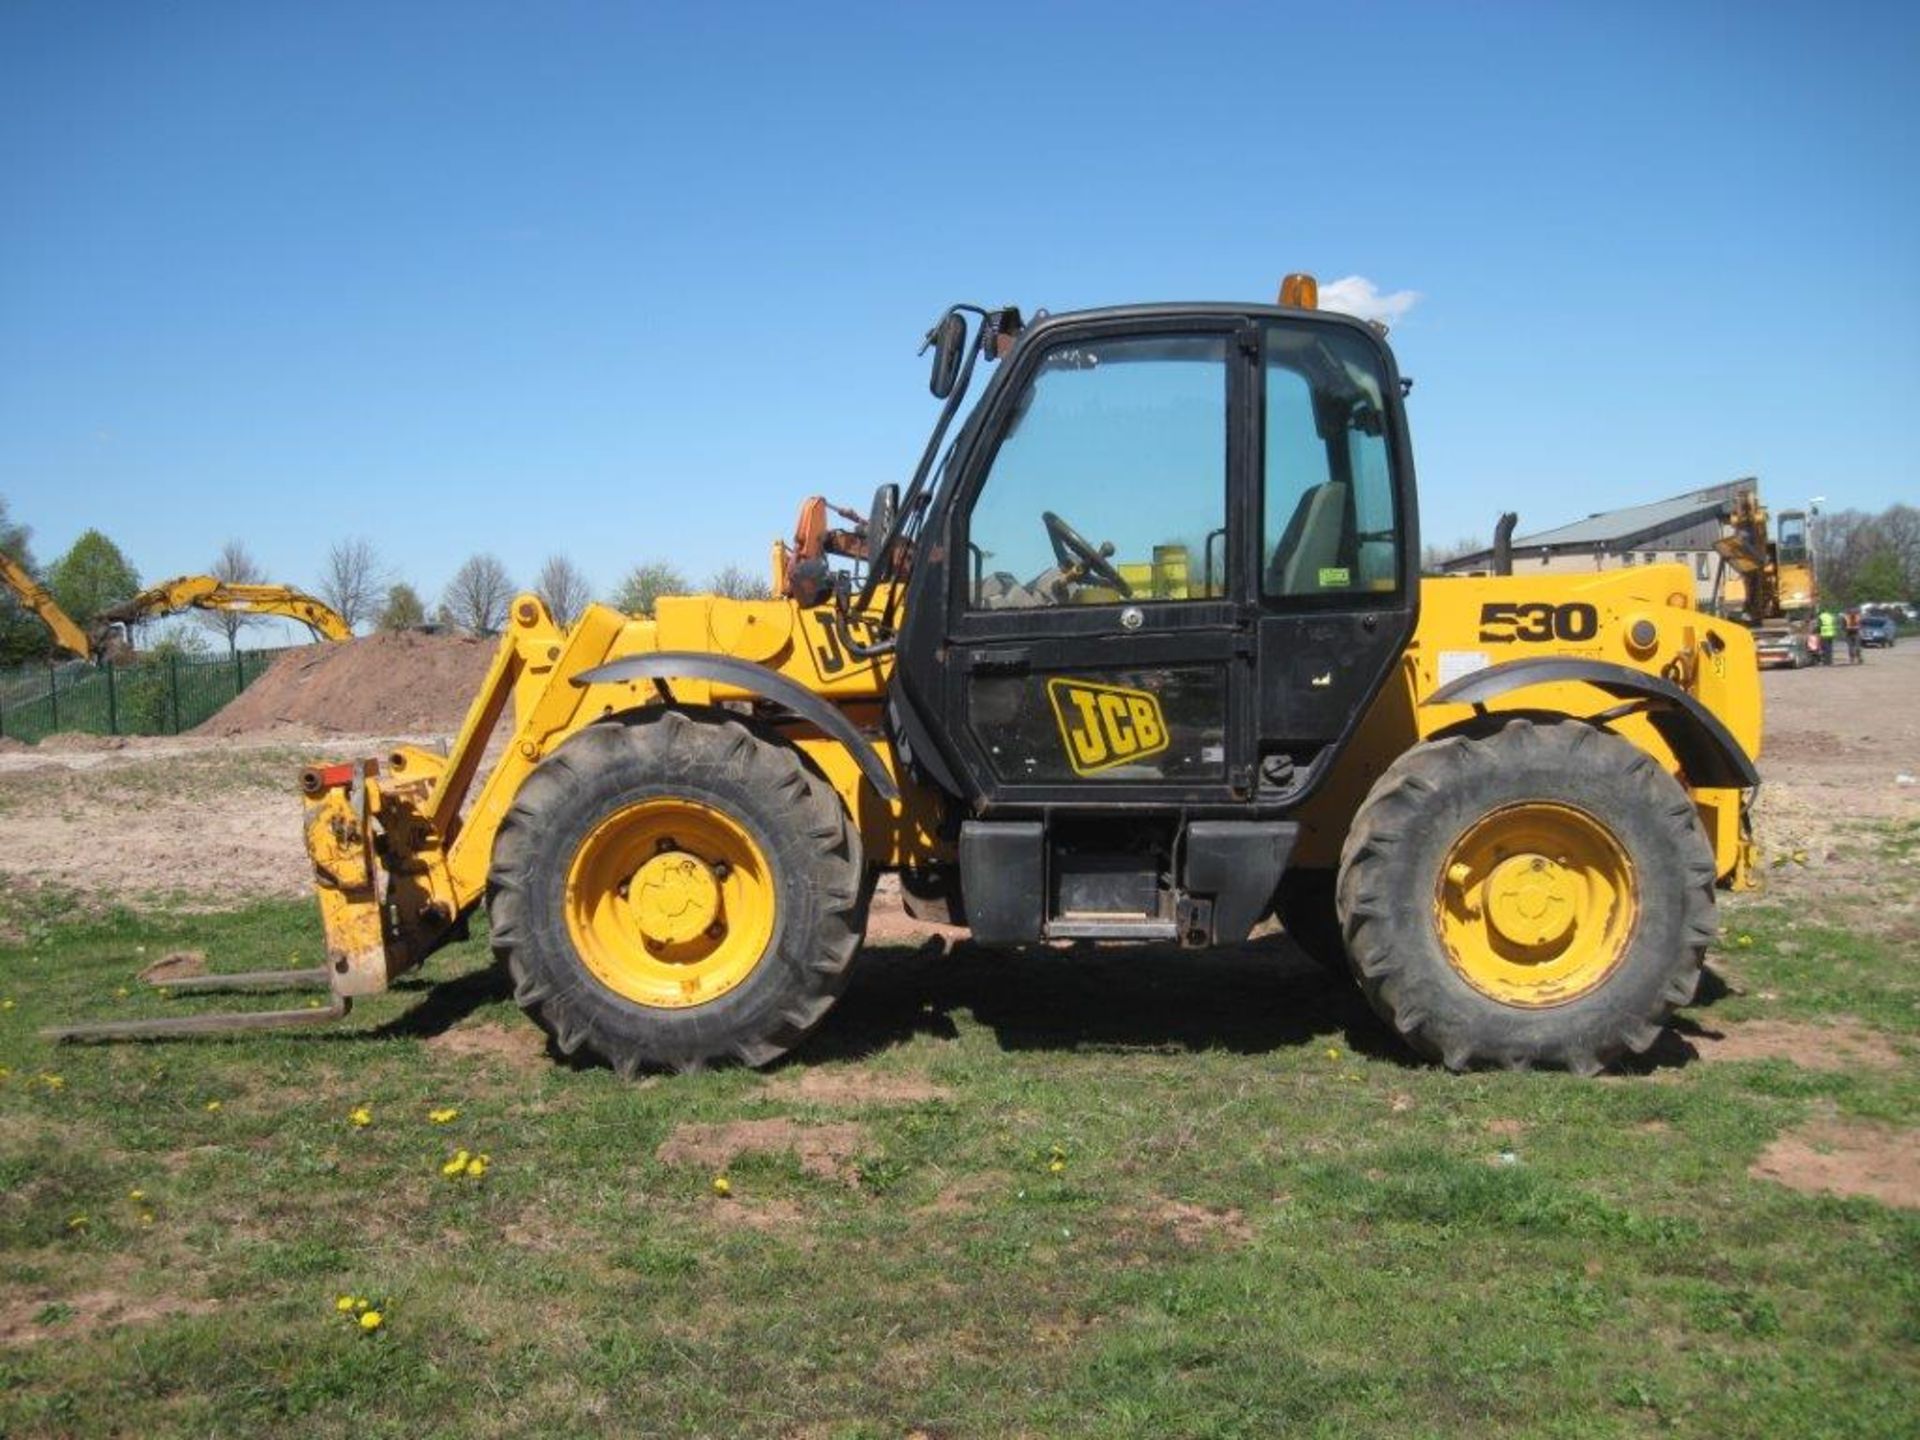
[931,315,1258,810]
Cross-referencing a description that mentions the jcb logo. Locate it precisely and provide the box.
[1048,678,1169,776]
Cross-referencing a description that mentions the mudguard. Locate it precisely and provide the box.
[1425,657,1760,790]
[572,651,901,803]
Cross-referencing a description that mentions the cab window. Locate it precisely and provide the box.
[1262,324,1400,599]
[965,334,1228,609]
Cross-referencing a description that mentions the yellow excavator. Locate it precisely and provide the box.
[1712,488,1815,668]
[0,555,351,662]
[54,275,1766,1076]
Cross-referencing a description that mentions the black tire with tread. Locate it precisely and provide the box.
[1336,718,1716,1075]
[487,708,866,1076]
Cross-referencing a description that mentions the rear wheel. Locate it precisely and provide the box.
[488,708,866,1075]
[1337,718,1716,1074]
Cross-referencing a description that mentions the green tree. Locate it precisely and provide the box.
[46,529,139,631]
[121,629,211,734]
[609,561,688,617]
[0,496,49,665]
[376,582,427,632]
[1846,548,1906,608]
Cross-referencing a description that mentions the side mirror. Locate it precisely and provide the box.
[928,312,966,398]
[866,483,899,555]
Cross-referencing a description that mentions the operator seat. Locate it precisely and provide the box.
[1265,480,1353,594]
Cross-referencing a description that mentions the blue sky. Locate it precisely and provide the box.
[2,1,1914,640]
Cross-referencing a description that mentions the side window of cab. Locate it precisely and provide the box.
[1263,324,1401,600]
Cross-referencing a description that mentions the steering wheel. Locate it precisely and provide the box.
[1042,510,1132,597]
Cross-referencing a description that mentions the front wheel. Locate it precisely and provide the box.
[488,708,867,1075]
[1337,718,1717,1074]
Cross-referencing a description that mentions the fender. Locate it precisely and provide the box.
[571,651,901,803]
[1425,657,1759,790]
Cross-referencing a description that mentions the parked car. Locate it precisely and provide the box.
[1861,614,1898,648]
[1755,626,1812,669]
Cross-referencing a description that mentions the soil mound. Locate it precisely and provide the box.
[195,632,496,737]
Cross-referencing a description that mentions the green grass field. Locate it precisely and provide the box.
[1,825,1915,1437]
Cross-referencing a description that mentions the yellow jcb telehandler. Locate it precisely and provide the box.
[54,276,1763,1074]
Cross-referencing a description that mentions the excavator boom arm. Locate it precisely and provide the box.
[94,577,353,644]
[0,550,91,659]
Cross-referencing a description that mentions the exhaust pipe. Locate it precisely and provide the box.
[1492,511,1518,576]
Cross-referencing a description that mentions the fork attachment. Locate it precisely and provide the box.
[146,968,333,994]
[44,994,351,1043]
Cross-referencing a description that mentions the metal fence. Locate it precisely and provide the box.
[0,647,290,743]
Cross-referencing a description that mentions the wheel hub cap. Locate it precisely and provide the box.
[1432,802,1640,1009]
[631,851,721,947]
[1483,854,1577,949]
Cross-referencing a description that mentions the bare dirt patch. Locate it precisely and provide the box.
[0,735,407,905]
[1749,1119,1919,1208]
[920,1170,1010,1217]
[656,1118,868,1185]
[33,732,128,754]
[1747,648,1920,910]
[1684,1018,1904,1071]
[761,1067,953,1106]
[424,1021,549,1069]
[0,1256,215,1347]
[139,949,207,982]
[708,1196,809,1235]
[1152,1199,1254,1247]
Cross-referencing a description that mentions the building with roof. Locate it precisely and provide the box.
[1439,479,1754,604]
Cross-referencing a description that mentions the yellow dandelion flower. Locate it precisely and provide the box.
[711,1175,732,1197]
[2,998,14,1010]
[204,1100,222,1112]
[335,1295,356,1313]
[348,1106,373,1128]
[464,1156,487,1179]
[1325,1047,1342,1061]
[139,1212,154,1226]
[359,1309,383,1332]
[1736,934,1754,948]
[440,1149,470,1177]
[128,1189,146,1203]
[428,1107,459,1124]
[1048,1158,1066,1174]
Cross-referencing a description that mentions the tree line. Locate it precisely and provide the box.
[1811,504,1920,609]
[0,494,772,665]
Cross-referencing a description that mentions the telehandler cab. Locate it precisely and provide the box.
[53,276,1763,1074]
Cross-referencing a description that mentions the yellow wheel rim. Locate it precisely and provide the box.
[1433,802,1638,1008]
[564,798,775,1010]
